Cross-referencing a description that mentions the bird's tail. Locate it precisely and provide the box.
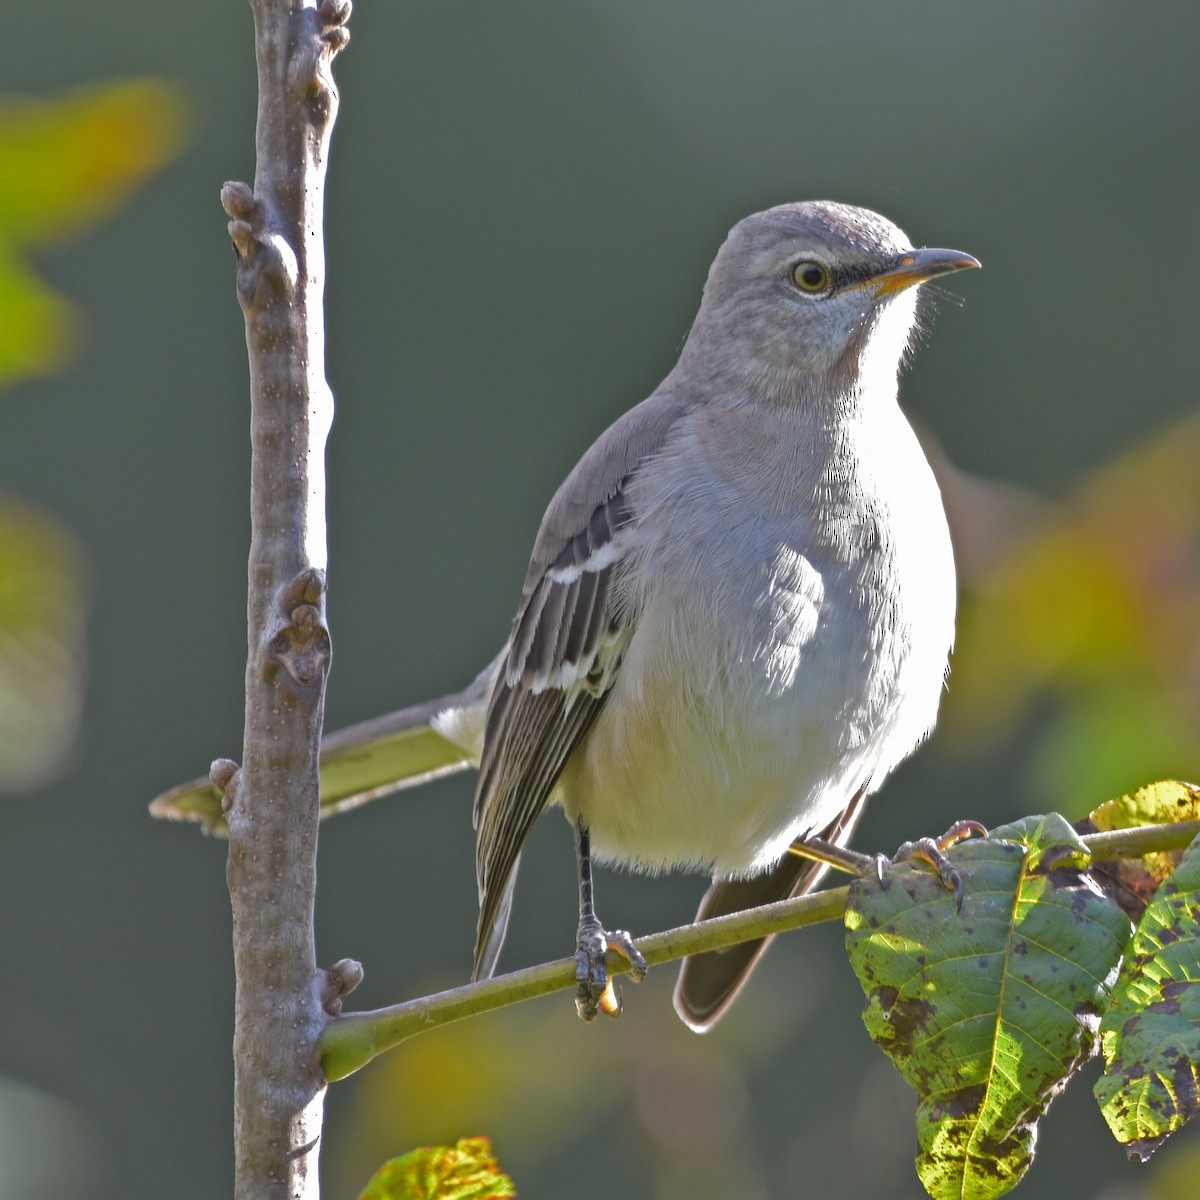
[472,861,519,982]
[148,655,501,833]
[673,784,869,1031]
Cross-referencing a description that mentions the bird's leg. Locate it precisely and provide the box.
[789,820,989,910]
[786,835,882,877]
[574,823,647,1021]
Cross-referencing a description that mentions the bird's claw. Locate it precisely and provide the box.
[890,821,988,911]
[893,837,964,908]
[934,819,990,850]
[872,852,889,883]
[574,926,647,1021]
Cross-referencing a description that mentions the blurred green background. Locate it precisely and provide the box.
[2,2,1198,1197]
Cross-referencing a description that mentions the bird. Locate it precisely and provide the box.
[153,201,979,1030]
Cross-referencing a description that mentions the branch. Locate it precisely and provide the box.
[220,3,350,1197]
[319,818,1200,1082]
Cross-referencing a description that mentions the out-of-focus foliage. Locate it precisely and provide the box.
[357,1136,515,1200]
[845,814,1131,1200]
[0,79,186,388]
[0,498,86,792]
[0,79,185,790]
[1146,1144,1200,1200]
[943,416,1200,814]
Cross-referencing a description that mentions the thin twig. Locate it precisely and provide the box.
[320,818,1200,1081]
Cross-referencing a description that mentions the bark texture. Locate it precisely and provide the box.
[221,3,350,1196]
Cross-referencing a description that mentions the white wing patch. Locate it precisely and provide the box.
[506,488,634,696]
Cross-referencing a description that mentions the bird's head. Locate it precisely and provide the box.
[686,201,979,394]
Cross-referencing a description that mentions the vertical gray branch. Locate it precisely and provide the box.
[219,2,351,1197]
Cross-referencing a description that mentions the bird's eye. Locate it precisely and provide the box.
[791,261,831,293]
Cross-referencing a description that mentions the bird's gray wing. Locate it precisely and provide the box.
[472,392,688,978]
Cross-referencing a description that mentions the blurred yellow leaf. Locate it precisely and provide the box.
[0,79,186,243]
[1147,1143,1200,1200]
[0,79,187,386]
[0,241,77,386]
[0,498,87,792]
[942,414,1200,810]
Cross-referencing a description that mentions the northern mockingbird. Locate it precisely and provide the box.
[156,201,979,1029]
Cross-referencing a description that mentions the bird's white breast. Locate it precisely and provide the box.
[560,395,955,878]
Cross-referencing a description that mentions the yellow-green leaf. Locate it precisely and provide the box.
[1089,781,1200,835]
[357,1136,515,1200]
[1082,782,1200,917]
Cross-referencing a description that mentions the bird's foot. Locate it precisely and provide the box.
[876,820,989,910]
[574,922,648,1022]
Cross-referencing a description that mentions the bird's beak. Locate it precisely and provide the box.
[865,247,981,296]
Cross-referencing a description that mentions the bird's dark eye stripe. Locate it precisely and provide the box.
[831,256,907,292]
[791,262,883,294]
[829,264,874,291]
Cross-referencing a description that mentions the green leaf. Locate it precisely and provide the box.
[845,814,1130,1200]
[0,80,186,386]
[1094,818,1200,1159]
[357,1136,516,1200]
